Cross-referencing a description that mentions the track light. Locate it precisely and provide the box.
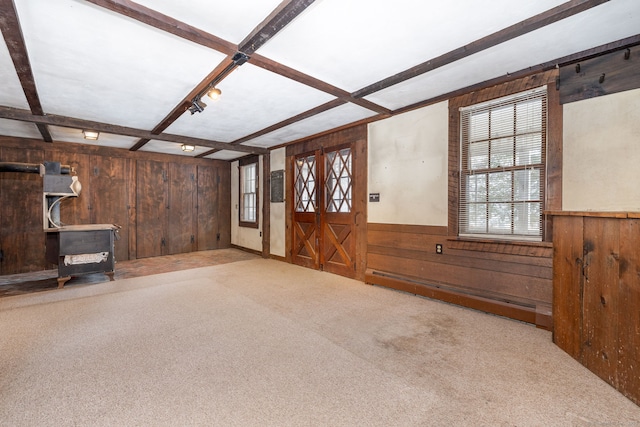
[207,87,222,101]
[181,144,195,152]
[188,99,207,114]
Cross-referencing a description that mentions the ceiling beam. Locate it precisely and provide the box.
[249,54,391,115]
[238,0,316,55]
[197,98,347,158]
[129,56,239,151]
[84,0,390,119]
[393,34,640,117]
[83,0,237,55]
[0,0,52,142]
[352,0,611,98]
[0,106,267,155]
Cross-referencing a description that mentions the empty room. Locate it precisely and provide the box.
[1,0,639,425]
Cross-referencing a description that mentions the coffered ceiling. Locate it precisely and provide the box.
[0,0,638,161]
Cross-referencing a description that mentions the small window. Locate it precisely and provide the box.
[459,87,546,240]
[239,157,258,228]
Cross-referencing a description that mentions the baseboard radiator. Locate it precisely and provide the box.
[365,269,552,330]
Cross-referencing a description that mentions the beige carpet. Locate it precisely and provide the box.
[1,259,638,426]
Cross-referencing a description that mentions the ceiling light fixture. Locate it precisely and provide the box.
[181,144,195,152]
[188,99,207,115]
[188,52,250,116]
[83,130,100,140]
[207,87,222,101]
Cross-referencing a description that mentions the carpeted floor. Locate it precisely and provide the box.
[0,248,259,297]
[1,258,638,426]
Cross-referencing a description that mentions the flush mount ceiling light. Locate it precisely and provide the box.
[82,130,99,140]
[207,87,222,101]
[181,144,195,152]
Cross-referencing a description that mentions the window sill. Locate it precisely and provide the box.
[239,221,259,229]
[447,237,552,256]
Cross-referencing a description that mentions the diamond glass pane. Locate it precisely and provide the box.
[325,148,352,213]
[294,154,317,213]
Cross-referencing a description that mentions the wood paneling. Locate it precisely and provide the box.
[136,160,167,258]
[168,162,196,254]
[0,147,45,274]
[618,219,640,403]
[197,165,218,250]
[89,156,131,262]
[552,212,640,406]
[367,223,553,327]
[560,46,640,104]
[0,137,231,274]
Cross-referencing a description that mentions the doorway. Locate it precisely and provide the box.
[291,144,357,278]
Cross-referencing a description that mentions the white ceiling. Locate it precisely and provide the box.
[1,0,638,161]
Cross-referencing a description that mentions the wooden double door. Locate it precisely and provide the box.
[291,144,357,278]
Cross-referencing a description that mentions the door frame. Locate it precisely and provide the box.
[285,125,367,280]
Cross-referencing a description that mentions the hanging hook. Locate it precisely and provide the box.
[599,73,606,84]
[624,48,631,60]
[575,63,581,73]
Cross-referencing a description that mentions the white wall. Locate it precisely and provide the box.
[231,156,263,251]
[368,101,449,226]
[269,148,286,258]
[563,88,640,211]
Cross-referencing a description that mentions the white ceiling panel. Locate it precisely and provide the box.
[365,0,640,110]
[242,103,377,148]
[0,119,42,139]
[138,140,214,157]
[258,0,566,92]
[48,126,139,150]
[133,0,284,45]
[205,150,247,161]
[14,0,226,129]
[165,63,336,142]
[0,38,30,109]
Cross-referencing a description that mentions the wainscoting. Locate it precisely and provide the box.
[366,223,553,329]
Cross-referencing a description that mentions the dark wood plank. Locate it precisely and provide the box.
[0,146,46,274]
[618,219,640,406]
[239,0,316,55]
[196,165,218,250]
[367,252,551,305]
[0,106,267,155]
[84,0,237,55]
[250,53,390,115]
[353,0,609,98]
[131,56,238,151]
[89,155,131,262]
[136,160,167,258]
[581,217,619,387]
[545,79,563,240]
[560,46,640,104]
[262,152,271,258]
[167,163,196,255]
[552,215,584,360]
[230,99,346,146]
[0,0,52,142]
[217,164,232,248]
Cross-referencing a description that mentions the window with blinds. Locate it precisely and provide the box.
[459,86,546,240]
[240,161,257,225]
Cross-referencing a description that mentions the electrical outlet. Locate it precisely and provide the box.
[435,243,443,254]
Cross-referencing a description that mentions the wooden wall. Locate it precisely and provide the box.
[0,136,230,275]
[366,224,553,328]
[365,70,562,329]
[551,212,640,406]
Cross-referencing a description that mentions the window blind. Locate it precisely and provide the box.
[459,86,547,240]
